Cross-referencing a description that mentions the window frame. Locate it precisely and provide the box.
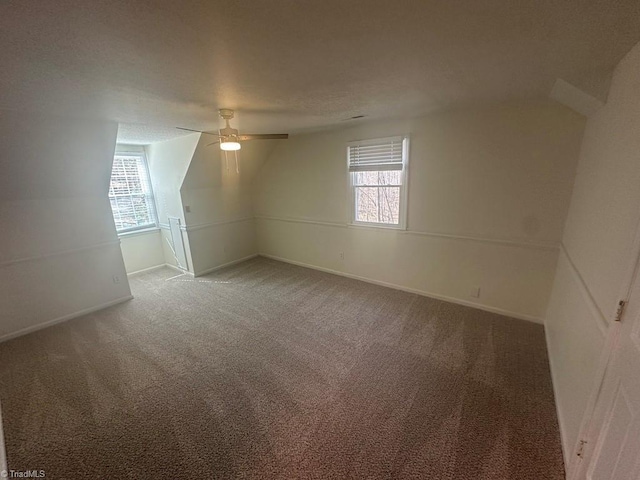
[109,148,159,235]
[347,135,410,230]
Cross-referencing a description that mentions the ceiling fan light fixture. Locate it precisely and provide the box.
[178,109,288,151]
[220,140,241,151]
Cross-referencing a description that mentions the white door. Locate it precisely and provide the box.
[575,280,640,479]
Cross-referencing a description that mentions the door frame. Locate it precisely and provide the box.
[0,399,7,475]
[568,213,640,479]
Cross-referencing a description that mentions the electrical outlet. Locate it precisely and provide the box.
[470,286,481,298]
[184,205,191,213]
[112,275,121,284]
[339,252,344,260]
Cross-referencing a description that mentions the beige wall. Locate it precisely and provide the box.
[253,101,585,321]
[0,113,131,341]
[545,40,640,472]
[145,133,272,276]
[179,137,272,275]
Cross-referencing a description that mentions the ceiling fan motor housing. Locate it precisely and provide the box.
[218,108,235,121]
[219,126,239,138]
[219,108,239,141]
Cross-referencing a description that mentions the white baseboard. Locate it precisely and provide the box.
[0,399,6,477]
[545,326,570,476]
[126,264,168,277]
[259,253,544,324]
[164,263,191,275]
[0,295,134,344]
[194,254,259,277]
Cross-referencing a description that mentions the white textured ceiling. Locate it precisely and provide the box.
[116,123,196,145]
[1,0,639,138]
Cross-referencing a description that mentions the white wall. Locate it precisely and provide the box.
[120,230,165,275]
[0,112,131,341]
[253,101,585,321]
[145,134,199,271]
[113,144,165,275]
[545,40,640,472]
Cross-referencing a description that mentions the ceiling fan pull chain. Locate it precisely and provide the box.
[235,150,240,173]
[224,150,229,171]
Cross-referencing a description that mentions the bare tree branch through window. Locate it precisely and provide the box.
[348,137,408,227]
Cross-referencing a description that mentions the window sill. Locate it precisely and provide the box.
[118,227,161,238]
[348,222,407,231]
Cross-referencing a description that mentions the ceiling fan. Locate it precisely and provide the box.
[177,109,288,151]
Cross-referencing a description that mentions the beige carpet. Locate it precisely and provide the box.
[0,257,564,479]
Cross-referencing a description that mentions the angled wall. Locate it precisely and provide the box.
[0,112,131,341]
[114,144,165,275]
[145,132,273,276]
[145,133,199,272]
[180,136,273,275]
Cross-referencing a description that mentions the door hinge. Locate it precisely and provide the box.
[615,300,627,322]
[577,439,588,458]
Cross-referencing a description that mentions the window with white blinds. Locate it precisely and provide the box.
[108,153,158,233]
[348,136,409,228]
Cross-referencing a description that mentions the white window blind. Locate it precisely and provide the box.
[108,153,158,233]
[348,136,409,228]
[348,136,404,172]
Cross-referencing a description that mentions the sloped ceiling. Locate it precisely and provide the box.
[0,113,118,200]
[116,124,196,145]
[1,0,639,135]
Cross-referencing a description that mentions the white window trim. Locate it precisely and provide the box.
[347,135,410,230]
[110,147,159,236]
[117,226,161,238]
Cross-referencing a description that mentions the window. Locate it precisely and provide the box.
[108,152,158,233]
[348,136,409,228]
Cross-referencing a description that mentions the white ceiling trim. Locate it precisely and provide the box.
[550,79,606,117]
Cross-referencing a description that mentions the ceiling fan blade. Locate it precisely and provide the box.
[176,127,220,137]
[238,134,289,141]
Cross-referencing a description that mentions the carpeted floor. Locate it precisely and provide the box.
[0,257,564,479]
